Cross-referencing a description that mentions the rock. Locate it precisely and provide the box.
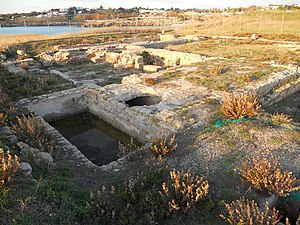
[19,62,29,70]
[2,62,27,75]
[6,135,18,145]
[16,50,25,55]
[122,74,143,84]
[0,53,7,60]
[1,126,13,136]
[143,65,164,73]
[17,142,40,157]
[91,56,102,63]
[251,34,258,40]
[35,152,53,166]
[18,162,32,177]
[1,126,18,145]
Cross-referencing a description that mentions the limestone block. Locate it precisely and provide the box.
[143,65,163,73]
[105,52,120,64]
[91,56,102,63]
[122,74,143,84]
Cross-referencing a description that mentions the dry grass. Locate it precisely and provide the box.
[0,148,20,186]
[161,170,209,213]
[175,10,300,37]
[11,114,55,154]
[150,131,177,160]
[220,196,280,225]
[239,157,300,196]
[143,77,156,86]
[271,112,292,124]
[221,92,260,119]
[210,66,222,75]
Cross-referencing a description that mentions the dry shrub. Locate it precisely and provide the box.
[221,92,260,119]
[150,131,177,160]
[0,113,7,126]
[220,196,281,225]
[143,77,156,86]
[11,114,55,154]
[0,148,20,185]
[239,157,300,197]
[271,113,292,124]
[161,170,209,214]
[210,66,222,75]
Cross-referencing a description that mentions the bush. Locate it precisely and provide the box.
[239,157,300,197]
[210,66,222,75]
[0,148,20,185]
[220,196,281,225]
[11,114,55,154]
[150,131,177,160]
[221,92,260,119]
[271,112,292,124]
[161,170,209,214]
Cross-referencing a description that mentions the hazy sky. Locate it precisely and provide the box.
[1,0,300,14]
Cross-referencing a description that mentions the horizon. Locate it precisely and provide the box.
[1,0,300,14]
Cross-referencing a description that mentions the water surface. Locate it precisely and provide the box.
[50,112,139,166]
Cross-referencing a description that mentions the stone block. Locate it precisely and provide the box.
[143,65,163,73]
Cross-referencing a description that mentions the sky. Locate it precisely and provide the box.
[0,0,300,14]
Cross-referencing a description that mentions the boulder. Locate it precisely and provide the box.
[35,152,53,166]
[18,162,32,177]
[0,53,7,60]
[17,142,40,157]
[1,126,13,136]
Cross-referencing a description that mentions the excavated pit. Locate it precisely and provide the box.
[50,112,139,166]
[125,95,161,107]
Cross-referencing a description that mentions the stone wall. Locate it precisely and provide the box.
[87,85,176,143]
[17,87,89,121]
[146,48,206,67]
[243,66,300,105]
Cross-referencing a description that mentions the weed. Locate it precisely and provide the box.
[271,113,292,124]
[11,114,55,154]
[210,66,222,75]
[143,77,156,86]
[220,196,281,225]
[150,131,177,160]
[0,148,20,186]
[161,170,209,214]
[221,92,260,119]
[239,157,300,196]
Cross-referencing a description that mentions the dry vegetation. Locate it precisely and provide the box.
[11,114,55,154]
[175,10,300,36]
[150,131,177,160]
[221,92,261,119]
[271,112,293,124]
[220,196,281,225]
[0,148,20,186]
[239,157,300,196]
[161,170,209,214]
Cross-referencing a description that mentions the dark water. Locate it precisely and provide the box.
[50,112,139,166]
